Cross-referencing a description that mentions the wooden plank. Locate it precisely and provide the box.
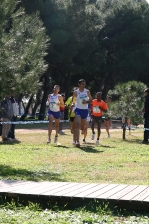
[108,185,138,200]
[55,183,98,197]
[143,195,149,202]
[84,184,117,198]
[132,186,149,201]
[73,184,107,198]
[98,184,128,199]
[0,181,34,192]
[46,183,83,196]
[8,182,59,194]
[120,186,148,201]
[41,182,81,196]
[0,180,22,185]
[11,182,70,194]
[25,182,77,195]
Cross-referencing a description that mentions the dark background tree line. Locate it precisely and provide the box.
[0,0,149,120]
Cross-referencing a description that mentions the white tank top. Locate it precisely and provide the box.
[76,89,89,109]
[49,94,60,112]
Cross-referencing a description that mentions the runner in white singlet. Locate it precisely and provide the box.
[72,79,92,147]
[47,85,64,144]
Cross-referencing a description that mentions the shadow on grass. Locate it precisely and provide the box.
[53,145,70,148]
[99,144,115,148]
[0,165,66,182]
[121,138,143,144]
[0,140,21,145]
[79,146,104,153]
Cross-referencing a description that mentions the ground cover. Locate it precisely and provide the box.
[0,198,148,224]
[0,127,148,185]
[0,126,149,223]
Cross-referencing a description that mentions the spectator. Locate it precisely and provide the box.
[7,92,19,140]
[140,88,149,144]
[0,94,13,142]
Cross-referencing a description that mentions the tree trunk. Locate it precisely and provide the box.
[30,89,42,118]
[17,93,24,115]
[38,73,51,120]
[64,74,71,99]
[122,117,127,140]
[102,76,111,101]
[20,95,34,121]
[122,128,126,140]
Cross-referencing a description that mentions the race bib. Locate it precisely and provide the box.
[93,106,100,113]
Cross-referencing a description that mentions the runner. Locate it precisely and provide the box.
[58,93,66,135]
[82,104,91,143]
[72,79,92,147]
[65,87,78,145]
[47,85,64,144]
[91,92,108,145]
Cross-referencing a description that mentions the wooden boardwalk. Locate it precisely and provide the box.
[0,180,149,211]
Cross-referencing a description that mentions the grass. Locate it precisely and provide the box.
[0,124,149,223]
[0,125,148,185]
[0,198,148,224]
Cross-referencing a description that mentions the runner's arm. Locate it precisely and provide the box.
[82,90,92,104]
[58,96,65,108]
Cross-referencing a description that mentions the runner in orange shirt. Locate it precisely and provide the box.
[91,92,108,145]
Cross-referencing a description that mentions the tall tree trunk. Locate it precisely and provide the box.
[38,73,51,120]
[30,89,42,118]
[17,93,24,115]
[20,95,34,121]
[64,74,71,99]
[102,76,111,101]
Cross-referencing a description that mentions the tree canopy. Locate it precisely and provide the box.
[0,0,49,98]
[1,0,149,119]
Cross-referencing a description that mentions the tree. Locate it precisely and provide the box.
[108,81,146,139]
[0,0,49,99]
[96,0,149,99]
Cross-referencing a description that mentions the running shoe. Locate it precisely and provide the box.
[75,141,80,147]
[54,136,58,143]
[47,139,51,144]
[96,140,99,145]
[58,131,65,135]
[72,140,76,145]
[91,132,95,140]
[107,134,110,138]
[83,139,86,143]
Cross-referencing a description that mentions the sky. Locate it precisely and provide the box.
[146,0,149,3]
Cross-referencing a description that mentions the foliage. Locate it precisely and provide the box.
[109,81,146,125]
[8,0,149,100]
[0,0,49,97]
[0,199,148,223]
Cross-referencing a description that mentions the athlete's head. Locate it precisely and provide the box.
[78,79,86,87]
[96,92,102,101]
[53,85,60,93]
[73,87,78,91]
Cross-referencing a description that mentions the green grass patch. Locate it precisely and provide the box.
[0,197,148,224]
[0,128,148,185]
[0,128,149,222]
